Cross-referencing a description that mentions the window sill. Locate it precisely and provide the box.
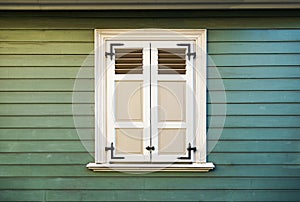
[86,162,215,172]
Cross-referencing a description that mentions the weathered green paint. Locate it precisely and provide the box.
[0,55,93,66]
[0,11,299,202]
[0,116,94,128]
[0,42,93,54]
[0,92,94,103]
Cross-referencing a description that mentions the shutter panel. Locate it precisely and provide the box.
[151,41,195,163]
[106,41,150,162]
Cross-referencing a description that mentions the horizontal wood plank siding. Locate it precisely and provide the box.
[0,11,299,201]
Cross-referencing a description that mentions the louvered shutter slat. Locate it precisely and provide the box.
[158,48,186,74]
[115,49,143,74]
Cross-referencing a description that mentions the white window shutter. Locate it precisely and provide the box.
[106,41,151,162]
[150,41,196,163]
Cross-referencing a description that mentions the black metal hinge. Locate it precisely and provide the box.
[178,143,197,160]
[105,142,125,159]
[105,43,124,60]
[177,43,196,60]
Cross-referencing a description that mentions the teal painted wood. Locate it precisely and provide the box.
[0,11,300,202]
[1,177,300,189]
[1,165,299,177]
[0,141,91,152]
[43,190,300,201]
[209,67,300,79]
[0,104,94,115]
[0,190,299,201]
[208,91,300,103]
[0,153,93,164]
[0,153,298,165]
[208,42,300,54]
[0,128,93,140]
[209,115,300,127]
[209,54,300,66]
[208,29,300,41]
[0,92,94,103]
[0,116,94,128]
[208,128,300,140]
[208,140,300,152]
[1,140,298,153]
[1,128,299,141]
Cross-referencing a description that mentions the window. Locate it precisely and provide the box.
[87,29,214,172]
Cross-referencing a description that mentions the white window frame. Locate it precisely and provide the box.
[87,29,215,172]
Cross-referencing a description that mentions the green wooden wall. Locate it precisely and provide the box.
[0,11,299,201]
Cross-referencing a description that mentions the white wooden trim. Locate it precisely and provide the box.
[114,122,145,128]
[157,75,186,81]
[106,42,115,162]
[95,29,106,163]
[98,29,207,42]
[150,47,159,162]
[195,30,207,163]
[87,162,215,172]
[93,29,210,170]
[113,74,144,81]
[186,42,195,160]
[143,45,152,162]
[157,122,186,128]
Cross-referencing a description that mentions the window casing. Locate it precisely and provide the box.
[87,29,214,172]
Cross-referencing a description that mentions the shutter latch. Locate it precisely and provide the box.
[105,142,125,159]
[177,43,196,60]
[105,43,124,60]
[178,143,197,160]
[146,146,155,151]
